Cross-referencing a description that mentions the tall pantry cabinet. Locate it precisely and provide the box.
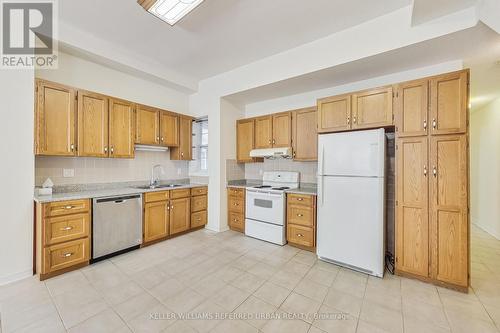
[395,69,470,291]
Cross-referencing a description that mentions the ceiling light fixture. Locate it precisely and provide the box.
[138,0,205,26]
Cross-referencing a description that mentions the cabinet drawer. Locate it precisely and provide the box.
[45,213,90,246]
[144,191,169,203]
[191,210,207,228]
[287,206,314,227]
[228,187,245,198]
[287,225,314,248]
[191,195,207,212]
[171,188,191,199]
[228,197,244,214]
[228,212,244,232]
[191,186,207,196]
[287,193,314,207]
[43,238,89,274]
[45,199,90,217]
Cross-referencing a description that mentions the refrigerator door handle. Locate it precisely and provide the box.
[319,146,325,176]
[318,176,324,207]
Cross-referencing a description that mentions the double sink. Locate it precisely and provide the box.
[134,184,184,190]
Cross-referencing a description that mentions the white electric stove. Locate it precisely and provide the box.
[245,171,300,245]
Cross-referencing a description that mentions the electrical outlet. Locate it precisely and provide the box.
[63,169,74,178]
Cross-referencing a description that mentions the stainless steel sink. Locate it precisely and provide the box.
[135,184,183,190]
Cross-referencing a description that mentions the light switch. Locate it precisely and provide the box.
[63,169,74,178]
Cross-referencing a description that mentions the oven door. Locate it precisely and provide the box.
[245,189,285,226]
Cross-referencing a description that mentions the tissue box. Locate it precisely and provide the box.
[37,188,53,196]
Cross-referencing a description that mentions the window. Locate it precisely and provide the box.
[189,117,208,176]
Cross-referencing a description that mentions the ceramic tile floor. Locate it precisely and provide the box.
[1,225,500,333]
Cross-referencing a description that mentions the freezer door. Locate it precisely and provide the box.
[317,176,385,277]
[318,129,385,177]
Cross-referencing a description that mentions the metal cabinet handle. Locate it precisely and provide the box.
[297,198,303,201]
[433,166,437,177]
[353,117,357,124]
[297,233,304,237]
[347,117,350,125]
[268,140,271,144]
[197,218,201,221]
[110,147,114,154]
[104,146,108,153]
[161,137,164,142]
[432,118,437,129]
[297,214,303,217]
[61,226,73,231]
[272,139,276,144]
[423,120,427,130]
[181,152,184,157]
[156,136,160,142]
[61,252,73,258]
[423,165,427,176]
[70,144,75,152]
[64,205,74,210]
[171,205,174,209]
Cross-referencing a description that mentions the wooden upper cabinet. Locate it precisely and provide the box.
[77,91,109,158]
[170,116,192,160]
[317,94,351,133]
[135,104,159,145]
[237,118,256,163]
[35,80,77,156]
[292,108,317,161]
[160,111,179,147]
[169,197,190,235]
[254,116,273,148]
[109,99,135,158]
[395,79,429,137]
[430,70,468,135]
[144,201,169,243]
[272,112,292,147]
[396,137,429,278]
[430,135,468,287]
[352,86,393,129]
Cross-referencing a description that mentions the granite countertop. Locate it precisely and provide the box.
[227,179,317,195]
[34,181,208,203]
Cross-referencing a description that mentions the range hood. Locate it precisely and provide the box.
[249,147,292,159]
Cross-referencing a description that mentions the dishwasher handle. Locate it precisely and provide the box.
[94,195,141,204]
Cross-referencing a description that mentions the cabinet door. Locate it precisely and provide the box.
[237,119,255,163]
[160,111,179,147]
[396,137,429,278]
[144,201,169,243]
[352,86,393,129]
[170,197,190,235]
[430,135,468,287]
[77,91,109,157]
[272,112,291,147]
[430,70,468,135]
[292,108,317,161]
[254,116,273,148]
[395,79,429,137]
[170,116,192,160]
[109,99,135,158]
[35,80,77,156]
[317,94,351,133]
[135,105,159,145]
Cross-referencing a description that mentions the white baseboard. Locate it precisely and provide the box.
[0,269,33,287]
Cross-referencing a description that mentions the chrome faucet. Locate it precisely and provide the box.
[150,164,163,187]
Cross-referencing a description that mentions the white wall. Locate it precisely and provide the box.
[0,69,35,285]
[471,97,500,239]
[36,52,190,114]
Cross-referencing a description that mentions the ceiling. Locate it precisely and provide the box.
[59,0,411,81]
[225,23,500,111]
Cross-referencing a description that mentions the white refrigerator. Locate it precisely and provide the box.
[317,129,386,277]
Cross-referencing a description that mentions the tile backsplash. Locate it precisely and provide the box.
[245,159,318,183]
[35,151,189,186]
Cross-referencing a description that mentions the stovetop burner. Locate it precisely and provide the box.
[253,185,272,189]
[272,187,290,190]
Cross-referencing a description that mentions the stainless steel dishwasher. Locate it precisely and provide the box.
[92,194,142,261]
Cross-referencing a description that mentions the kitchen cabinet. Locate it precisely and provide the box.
[35,199,91,280]
[170,197,191,235]
[352,86,393,129]
[292,108,317,161]
[170,116,193,160]
[396,137,429,278]
[254,116,273,149]
[317,94,351,133]
[395,79,429,137]
[286,193,316,251]
[35,80,77,156]
[228,187,245,232]
[144,200,170,243]
[136,104,160,145]
[191,186,208,229]
[272,112,292,147]
[109,98,135,158]
[236,118,262,163]
[430,134,468,287]
[160,111,179,147]
[77,91,109,158]
[430,70,468,135]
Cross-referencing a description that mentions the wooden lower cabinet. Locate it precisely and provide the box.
[170,197,191,235]
[191,210,207,228]
[228,188,245,232]
[191,186,208,229]
[144,201,170,243]
[36,199,91,280]
[286,193,316,251]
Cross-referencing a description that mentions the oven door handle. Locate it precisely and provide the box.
[246,190,283,198]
